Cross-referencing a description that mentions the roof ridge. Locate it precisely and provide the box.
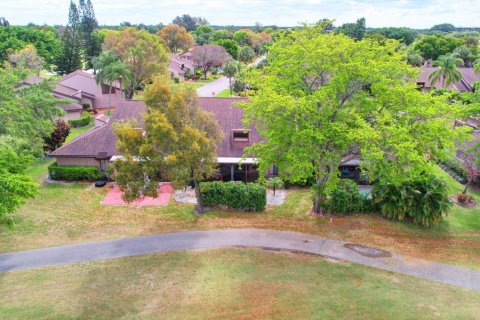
[49,125,107,156]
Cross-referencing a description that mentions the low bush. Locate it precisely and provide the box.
[173,77,180,84]
[200,181,266,211]
[49,164,105,181]
[372,174,451,227]
[326,179,376,213]
[438,158,467,184]
[68,114,92,128]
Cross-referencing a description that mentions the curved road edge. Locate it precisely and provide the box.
[0,229,479,291]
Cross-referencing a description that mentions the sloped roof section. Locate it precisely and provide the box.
[417,67,480,92]
[49,98,261,159]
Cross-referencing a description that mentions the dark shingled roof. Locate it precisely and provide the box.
[49,98,259,159]
[417,67,480,92]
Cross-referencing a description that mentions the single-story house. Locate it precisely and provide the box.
[49,97,363,183]
[22,70,125,120]
[417,67,480,92]
[168,53,194,82]
[49,98,263,182]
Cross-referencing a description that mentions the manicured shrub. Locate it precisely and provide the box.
[68,114,92,128]
[200,181,266,211]
[326,179,376,213]
[48,164,105,181]
[173,77,180,84]
[438,158,467,184]
[372,174,451,227]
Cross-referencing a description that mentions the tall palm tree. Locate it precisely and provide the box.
[428,54,464,89]
[223,60,242,96]
[93,51,132,112]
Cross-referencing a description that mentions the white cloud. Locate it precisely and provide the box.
[1,0,479,28]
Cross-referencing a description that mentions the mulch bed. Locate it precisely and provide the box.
[449,194,477,208]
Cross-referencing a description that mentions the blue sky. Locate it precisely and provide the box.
[2,0,479,28]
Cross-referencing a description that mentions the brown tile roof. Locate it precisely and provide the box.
[50,100,146,158]
[199,97,260,158]
[417,67,480,92]
[168,53,194,77]
[49,98,260,159]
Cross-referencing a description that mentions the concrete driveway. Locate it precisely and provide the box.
[196,77,230,97]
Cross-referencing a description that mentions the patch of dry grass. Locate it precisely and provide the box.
[2,160,479,270]
[1,249,479,319]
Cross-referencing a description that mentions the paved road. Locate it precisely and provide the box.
[1,229,479,291]
[196,77,230,97]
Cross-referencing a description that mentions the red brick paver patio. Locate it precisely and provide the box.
[101,183,174,207]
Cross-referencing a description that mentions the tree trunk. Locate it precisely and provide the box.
[273,185,276,196]
[108,84,112,113]
[229,77,232,96]
[462,180,470,194]
[193,179,204,214]
[204,68,208,80]
[313,175,328,215]
[313,193,324,215]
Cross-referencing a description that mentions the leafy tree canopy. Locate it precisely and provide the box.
[103,27,169,96]
[414,35,463,60]
[0,144,38,219]
[431,23,456,33]
[0,68,65,156]
[0,25,61,67]
[112,77,222,213]
[157,24,194,53]
[240,26,467,213]
[367,27,417,45]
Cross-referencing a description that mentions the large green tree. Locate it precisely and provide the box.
[79,0,101,69]
[0,69,65,156]
[0,144,37,220]
[0,25,61,67]
[414,35,463,61]
[337,18,366,41]
[112,77,222,213]
[103,27,169,98]
[56,1,83,75]
[367,27,417,45]
[240,26,465,213]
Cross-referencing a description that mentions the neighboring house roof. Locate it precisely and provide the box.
[417,67,480,92]
[24,69,126,111]
[22,76,82,112]
[168,53,194,77]
[50,100,146,159]
[49,98,260,160]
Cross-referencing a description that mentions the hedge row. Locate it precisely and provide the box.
[200,181,266,211]
[437,158,467,184]
[49,164,105,181]
[68,115,91,128]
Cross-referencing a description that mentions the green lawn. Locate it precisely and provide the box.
[216,88,234,97]
[191,77,216,83]
[1,159,479,269]
[1,248,478,319]
[65,122,94,142]
[178,82,203,90]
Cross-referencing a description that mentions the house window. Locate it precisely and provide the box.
[101,84,115,95]
[232,130,249,142]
